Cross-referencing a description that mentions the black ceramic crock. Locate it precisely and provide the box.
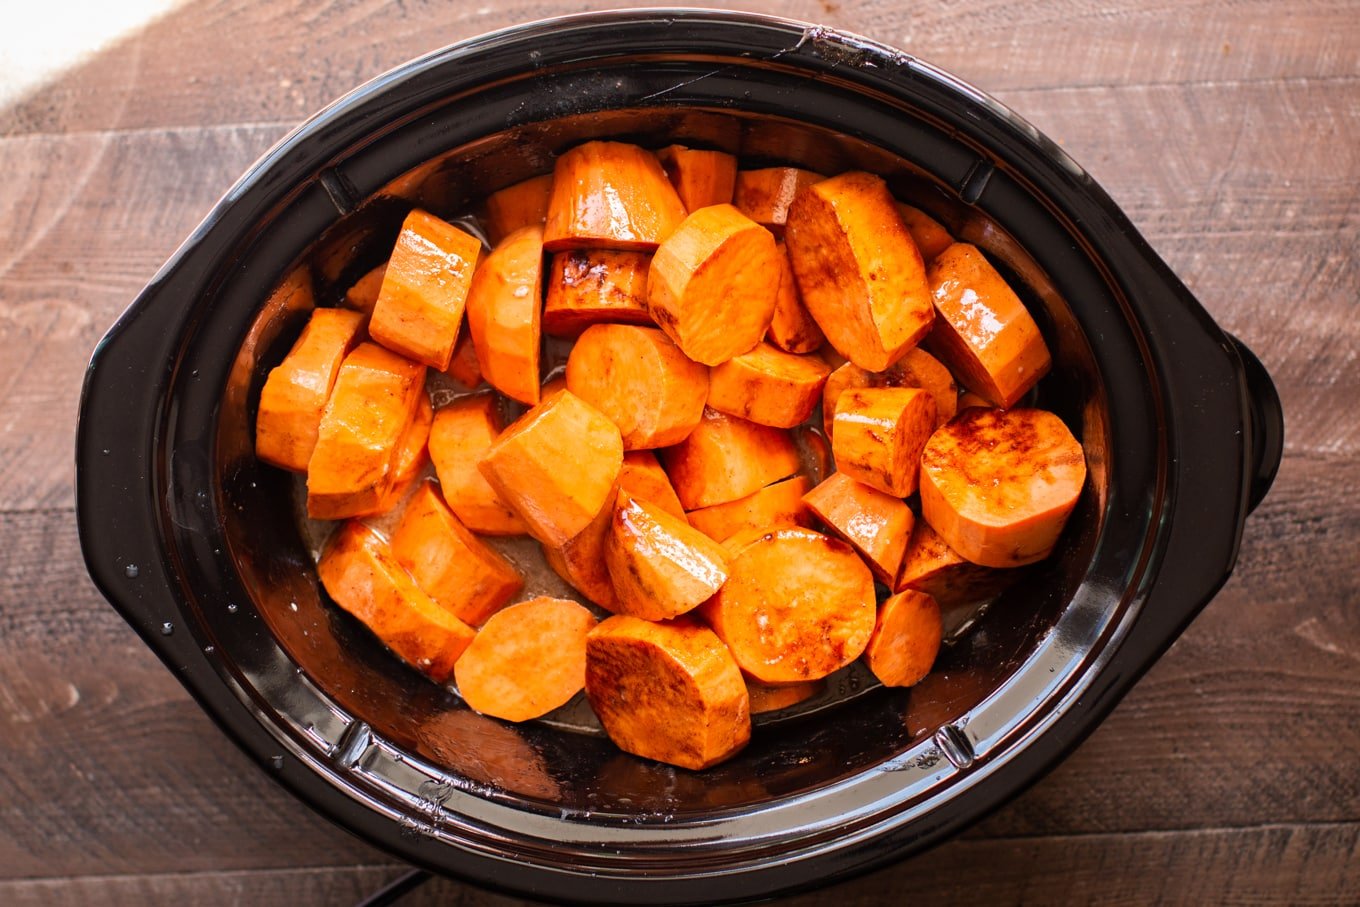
[76,10,1284,905]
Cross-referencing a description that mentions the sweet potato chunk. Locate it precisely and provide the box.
[746,679,823,715]
[660,408,801,510]
[656,145,737,212]
[766,241,825,354]
[699,527,875,684]
[686,475,811,543]
[895,203,953,261]
[802,472,914,585]
[371,392,434,513]
[863,590,942,688]
[785,171,934,371]
[256,307,366,472]
[605,491,730,620]
[542,485,618,610]
[318,521,475,682]
[618,451,687,521]
[390,482,523,627]
[647,204,780,366]
[542,250,653,337]
[307,342,426,520]
[565,324,709,449]
[733,167,824,236]
[465,224,543,405]
[957,390,991,411]
[919,407,1085,567]
[478,390,624,547]
[895,517,1017,606]
[586,615,750,770]
[831,387,936,497]
[707,342,830,428]
[370,209,481,369]
[543,141,686,252]
[445,326,483,388]
[454,597,597,722]
[822,348,959,439]
[484,174,552,245]
[427,395,527,535]
[925,243,1052,407]
[343,263,387,315]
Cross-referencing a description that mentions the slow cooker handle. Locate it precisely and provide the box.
[1226,334,1284,515]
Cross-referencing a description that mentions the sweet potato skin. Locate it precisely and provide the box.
[660,408,802,510]
[543,141,686,251]
[605,491,730,620]
[542,250,653,337]
[427,395,527,535]
[706,342,831,429]
[831,386,937,497]
[802,472,914,585]
[465,224,543,405]
[586,615,750,770]
[686,475,811,542]
[863,590,942,688]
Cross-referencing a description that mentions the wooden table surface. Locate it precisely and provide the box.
[2,0,1357,903]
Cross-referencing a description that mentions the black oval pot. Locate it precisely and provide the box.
[75,10,1284,905]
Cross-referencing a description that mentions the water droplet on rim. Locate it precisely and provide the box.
[124,564,139,578]
[160,622,174,636]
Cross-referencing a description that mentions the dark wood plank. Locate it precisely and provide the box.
[3,0,1357,136]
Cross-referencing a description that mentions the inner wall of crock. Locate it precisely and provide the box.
[215,107,1106,814]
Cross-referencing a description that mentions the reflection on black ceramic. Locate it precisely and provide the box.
[75,11,1282,905]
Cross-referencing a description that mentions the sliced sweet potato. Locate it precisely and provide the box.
[746,679,823,715]
[656,145,737,212]
[785,171,934,371]
[427,395,527,535]
[707,342,830,428]
[390,482,523,627]
[686,475,811,543]
[895,203,953,261]
[605,491,730,620]
[484,174,553,246]
[565,324,709,449]
[317,521,475,682]
[660,408,801,510]
[370,208,481,370]
[698,527,876,685]
[445,326,483,388]
[831,387,936,497]
[478,390,624,547]
[542,483,618,611]
[256,307,366,472]
[802,472,914,585]
[821,349,958,439]
[925,242,1052,407]
[454,597,597,722]
[542,249,653,337]
[919,407,1086,567]
[863,590,942,688]
[307,342,426,520]
[733,167,824,236]
[957,390,991,411]
[465,224,543,405]
[585,615,750,770]
[647,204,780,366]
[618,451,687,521]
[343,262,387,315]
[895,517,1017,606]
[371,392,434,513]
[543,141,686,252]
[766,241,825,354]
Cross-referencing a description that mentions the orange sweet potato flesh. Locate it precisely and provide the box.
[746,679,823,715]
[618,451,687,521]
[565,324,709,449]
[390,482,523,627]
[895,203,953,261]
[657,145,737,212]
[766,241,825,354]
[484,174,552,246]
[478,390,624,547]
[542,483,618,611]
[699,527,876,685]
[343,263,387,315]
[821,348,959,439]
[454,597,597,722]
[370,209,481,370]
[957,390,991,411]
[785,171,935,371]
[686,475,811,543]
[465,224,543,405]
[445,326,483,388]
[317,521,475,683]
[427,395,527,535]
[256,308,366,472]
[660,408,801,510]
[542,250,653,337]
[707,342,830,429]
[831,386,937,497]
[925,243,1052,408]
[605,491,730,620]
[895,516,1017,607]
[733,167,824,236]
[543,141,686,252]
[647,203,780,366]
[802,472,914,585]
[585,615,750,770]
[863,590,942,688]
[919,407,1086,567]
[307,342,426,520]
[371,392,434,513]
